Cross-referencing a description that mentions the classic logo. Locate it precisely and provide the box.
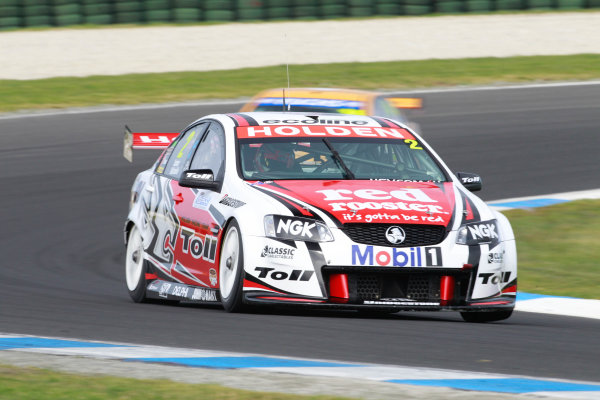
[260,245,295,259]
[488,252,504,264]
[385,226,406,244]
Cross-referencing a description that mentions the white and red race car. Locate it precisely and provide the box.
[124,112,517,322]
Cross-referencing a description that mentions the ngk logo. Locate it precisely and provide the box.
[468,222,498,241]
[276,219,316,238]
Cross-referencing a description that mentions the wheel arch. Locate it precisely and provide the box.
[123,219,135,246]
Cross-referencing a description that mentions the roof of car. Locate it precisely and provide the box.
[208,111,409,132]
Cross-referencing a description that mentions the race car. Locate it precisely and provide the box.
[123,112,517,323]
[239,87,422,131]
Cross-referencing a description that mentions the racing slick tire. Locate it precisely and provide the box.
[125,225,150,303]
[219,220,246,313]
[460,309,513,323]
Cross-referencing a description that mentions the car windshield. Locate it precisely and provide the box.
[238,137,448,182]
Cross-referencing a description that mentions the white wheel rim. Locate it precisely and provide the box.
[219,226,239,299]
[125,227,144,291]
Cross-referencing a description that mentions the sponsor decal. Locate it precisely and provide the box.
[209,268,217,286]
[132,133,178,148]
[172,285,189,298]
[219,194,246,208]
[179,228,218,262]
[237,125,414,140]
[193,192,211,210]
[148,281,160,291]
[275,216,317,240]
[150,281,218,302]
[385,226,406,245]
[488,252,504,264]
[261,119,368,125]
[364,300,440,306]
[191,287,218,302]
[185,171,213,181]
[158,282,172,298]
[260,245,295,259]
[352,245,442,267]
[464,219,500,248]
[357,212,445,223]
[254,267,314,281]
[478,271,511,285]
[315,188,446,214]
[461,176,481,184]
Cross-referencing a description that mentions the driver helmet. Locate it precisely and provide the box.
[255,143,296,172]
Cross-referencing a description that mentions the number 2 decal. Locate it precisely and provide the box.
[404,139,423,150]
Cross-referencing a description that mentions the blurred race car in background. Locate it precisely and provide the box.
[123,111,516,323]
[240,88,422,131]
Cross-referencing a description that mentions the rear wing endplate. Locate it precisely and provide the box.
[387,97,423,109]
[123,125,179,162]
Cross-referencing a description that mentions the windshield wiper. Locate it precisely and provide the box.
[322,138,355,180]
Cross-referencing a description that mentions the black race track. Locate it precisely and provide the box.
[1,83,599,382]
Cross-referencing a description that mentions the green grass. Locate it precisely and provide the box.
[0,364,351,400]
[2,54,600,113]
[503,199,600,299]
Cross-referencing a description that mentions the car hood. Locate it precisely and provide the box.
[251,180,457,227]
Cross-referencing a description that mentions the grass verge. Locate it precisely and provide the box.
[0,364,350,400]
[503,199,600,299]
[2,54,600,113]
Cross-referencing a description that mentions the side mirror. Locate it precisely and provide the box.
[179,169,219,190]
[456,172,482,192]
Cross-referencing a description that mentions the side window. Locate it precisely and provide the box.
[190,122,225,181]
[155,139,178,175]
[162,124,207,179]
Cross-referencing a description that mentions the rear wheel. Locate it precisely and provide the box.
[125,225,149,303]
[219,220,245,312]
[460,309,513,323]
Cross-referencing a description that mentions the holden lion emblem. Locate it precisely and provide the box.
[385,226,406,244]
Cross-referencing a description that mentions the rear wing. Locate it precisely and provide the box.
[386,97,423,109]
[123,125,179,162]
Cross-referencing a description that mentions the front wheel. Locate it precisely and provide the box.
[219,220,245,312]
[460,309,513,323]
[125,225,149,303]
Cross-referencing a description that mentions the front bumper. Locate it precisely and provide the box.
[243,266,515,311]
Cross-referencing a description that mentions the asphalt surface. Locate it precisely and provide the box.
[1,83,599,383]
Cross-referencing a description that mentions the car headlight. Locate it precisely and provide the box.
[456,219,500,245]
[264,215,334,242]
